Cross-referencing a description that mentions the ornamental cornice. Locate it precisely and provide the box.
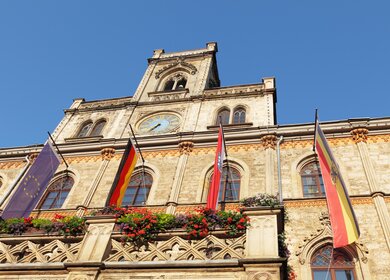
[351,128,369,144]
[260,134,277,150]
[178,141,194,155]
[284,197,373,208]
[0,161,25,169]
[155,58,197,79]
[100,148,115,161]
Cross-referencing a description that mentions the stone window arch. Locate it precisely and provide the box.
[161,73,188,91]
[216,108,230,125]
[311,244,357,279]
[39,173,74,209]
[122,170,153,206]
[299,158,325,197]
[77,121,93,138]
[233,107,246,124]
[90,119,106,137]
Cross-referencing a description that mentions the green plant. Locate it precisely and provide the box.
[241,193,279,207]
[156,213,176,230]
[31,218,53,233]
[53,216,86,237]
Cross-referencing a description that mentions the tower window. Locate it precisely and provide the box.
[77,121,93,138]
[233,108,246,124]
[164,80,175,91]
[301,161,325,197]
[90,120,106,137]
[162,74,187,91]
[176,78,187,89]
[216,109,230,125]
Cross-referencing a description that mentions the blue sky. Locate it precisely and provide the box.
[0,1,389,147]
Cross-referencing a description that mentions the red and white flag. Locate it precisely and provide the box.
[207,124,226,210]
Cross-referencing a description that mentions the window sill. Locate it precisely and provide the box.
[207,123,253,130]
[64,135,103,143]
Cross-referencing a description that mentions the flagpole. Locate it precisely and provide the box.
[219,117,229,211]
[312,109,318,152]
[47,132,69,169]
[128,125,147,204]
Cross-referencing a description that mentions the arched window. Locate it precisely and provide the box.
[233,108,246,124]
[216,109,230,125]
[209,167,241,202]
[176,78,187,89]
[122,172,153,206]
[90,120,106,137]
[311,244,356,279]
[164,80,175,91]
[301,161,325,197]
[77,121,93,138]
[40,176,74,209]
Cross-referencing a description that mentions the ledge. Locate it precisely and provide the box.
[103,259,239,269]
[207,123,253,130]
[64,136,103,143]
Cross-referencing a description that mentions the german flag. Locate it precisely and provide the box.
[108,138,138,207]
[315,122,360,248]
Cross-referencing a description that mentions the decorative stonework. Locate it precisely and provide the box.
[178,141,194,155]
[155,58,197,79]
[0,238,82,263]
[100,148,115,161]
[284,197,373,208]
[66,155,101,164]
[0,161,24,169]
[261,135,277,149]
[105,235,246,262]
[28,153,39,163]
[351,128,369,144]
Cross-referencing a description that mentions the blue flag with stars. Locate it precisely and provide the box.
[2,141,61,219]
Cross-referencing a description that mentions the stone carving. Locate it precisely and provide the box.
[149,90,188,101]
[295,212,368,265]
[28,153,39,163]
[0,239,82,263]
[260,135,277,149]
[101,148,115,161]
[204,84,264,97]
[105,234,246,262]
[178,141,194,155]
[248,272,272,280]
[351,128,368,143]
[155,58,197,79]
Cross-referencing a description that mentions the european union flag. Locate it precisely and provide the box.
[2,141,61,219]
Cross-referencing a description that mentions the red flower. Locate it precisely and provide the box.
[227,217,233,223]
[138,229,146,235]
[239,218,246,223]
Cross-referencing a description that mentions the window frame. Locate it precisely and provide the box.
[89,119,107,137]
[39,175,74,210]
[122,172,153,206]
[300,160,325,197]
[311,244,357,280]
[208,166,241,202]
[233,107,246,124]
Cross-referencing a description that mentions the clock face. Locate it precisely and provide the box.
[138,113,180,134]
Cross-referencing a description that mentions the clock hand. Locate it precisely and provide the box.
[148,123,161,132]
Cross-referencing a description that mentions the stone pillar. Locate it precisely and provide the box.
[261,134,277,195]
[66,217,116,280]
[166,141,194,214]
[243,207,282,258]
[351,128,390,251]
[82,148,116,209]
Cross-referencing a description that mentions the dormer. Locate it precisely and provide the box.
[133,42,220,102]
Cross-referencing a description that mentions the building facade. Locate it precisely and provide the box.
[0,43,389,279]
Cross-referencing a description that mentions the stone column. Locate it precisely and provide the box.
[351,128,390,251]
[243,207,282,258]
[166,141,194,214]
[66,216,116,280]
[261,134,277,195]
[80,148,116,212]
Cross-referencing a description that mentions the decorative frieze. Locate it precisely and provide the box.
[100,148,115,161]
[351,128,369,144]
[178,141,194,155]
[261,134,277,150]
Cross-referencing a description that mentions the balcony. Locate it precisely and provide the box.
[0,205,286,279]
